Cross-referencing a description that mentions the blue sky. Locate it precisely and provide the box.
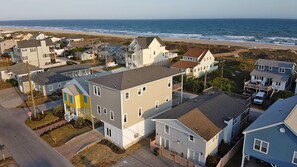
[0,0,296,20]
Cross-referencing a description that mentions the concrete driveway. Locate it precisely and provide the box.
[0,87,24,108]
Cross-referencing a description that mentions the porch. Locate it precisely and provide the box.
[244,80,272,92]
[64,104,78,122]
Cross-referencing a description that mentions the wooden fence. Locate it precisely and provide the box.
[150,140,202,167]
[216,138,243,167]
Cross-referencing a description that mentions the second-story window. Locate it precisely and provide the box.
[110,110,114,120]
[137,88,142,96]
[292,151,297,165]
[97,105,101,115]
[164,125,170,134]
[268,66,272,71]
[49,85,53,91]
[253,139,269,154]
[103,108,107,114]
[168,79,171,88]
[278,67,285,73]
[155,101,159,110]
[275,82,281,86]
[123,113,127,123]
[63,92,67,101]
[125,92,130,100]
[189,135,194,142]
[70,95,73,103]
[84,96,87,103]
[138,107,142,117]
[258,65,265,70]
[93,85,101,97]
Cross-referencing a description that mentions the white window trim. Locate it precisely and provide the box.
[155,101,159,110]
[188,135,194,142]
[123,113,127,124]
[253,138,269,154]
[97,105,101,115]
[138,107,142,117]
[292,151,297,165]
[142,86,147,92]
[258,65,265,70]
[49,84,53,91]
[58,83,62,88]
[110,110,114,121]
[279,67,286,73]
[93,85,101,97]
[103,108,107,114]
[164,125,170,134]
[125,91,130,100]
[137,88,142,96]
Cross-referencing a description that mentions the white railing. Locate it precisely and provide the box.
[165,52,178,59]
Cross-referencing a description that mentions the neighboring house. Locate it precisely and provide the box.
[13,33,33,41]
[171,48,218,78]
[244,59,296,92]
[75,49,95,61]
[49,64,93,78]
[0,39,16,55]
[0,63,44,92]
[30,33,48,40]
[13,39,56,68]
[152,91,250,166]
[126,36,177,68]
[88,66,183,149]
[97,44,127,64]
[241,95,297,167]
[32,71,72,96]
[50,37,61,43]
[62,72,113,123]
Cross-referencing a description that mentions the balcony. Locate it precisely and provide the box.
[244,80,272,92]
[172,83,182,91]
[165,52,178,59]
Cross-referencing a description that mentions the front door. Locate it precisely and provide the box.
[161,137,170,150]
[187,149,200,163]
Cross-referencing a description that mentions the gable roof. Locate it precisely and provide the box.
[6,63,42,75]
[244,95,297,134]
[183,48,208,59]
[250,69,291,82]
[88,66,181,91]
[135,36,165,49]
[17,39,54,48]
[153,92,248,141]
[49,64,92,74]
[255,59,295,69]
[32,71,72,85]
[171,60,198,69]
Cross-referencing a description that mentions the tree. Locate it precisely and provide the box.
[210,77,234,92]
[218,140,231,157]
[206,155,220,167]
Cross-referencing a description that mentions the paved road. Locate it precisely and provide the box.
[0,104,73,167]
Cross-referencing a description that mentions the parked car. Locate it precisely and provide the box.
[253,91,265,104]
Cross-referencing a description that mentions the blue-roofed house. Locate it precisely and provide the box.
[244,59,296,92]
[241,95,297,167]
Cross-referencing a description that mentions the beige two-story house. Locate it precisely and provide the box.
[88,66,183,149]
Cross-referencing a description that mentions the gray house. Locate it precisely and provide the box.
[242,95,297,167]
[152,91,250,166]
[49,64,93,78]
[244,59,296,92]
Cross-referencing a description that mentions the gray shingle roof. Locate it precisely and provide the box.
[32,71,72,85]
[49,64,92,74]
[136,36,165,49]
[6,63,42,75]
[255,59,295,69]
[244,95,297,133]
[250,69,291,82]
[88,66,181,91]
[17,39,54,48]
[154,92,248,141]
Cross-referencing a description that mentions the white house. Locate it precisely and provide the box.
[171,48,218,78]
[31,33,48,40]
[76,49,95,61]
[126,36,177,68]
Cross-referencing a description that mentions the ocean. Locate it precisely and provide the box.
[0,19,297,46]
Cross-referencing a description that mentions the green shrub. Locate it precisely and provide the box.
[206,155,220,167]
[53,105,64,118]
[271,91,295,103]
[5,79,18,87]
[218,140,231,157]
[74,117,86,128]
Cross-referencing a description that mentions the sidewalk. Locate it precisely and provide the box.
[56,129,104,160]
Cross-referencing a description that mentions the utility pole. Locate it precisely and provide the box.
[26,62,37,119]
[92,41,96,67]
[204,70,207,90]
[220,59,224,90]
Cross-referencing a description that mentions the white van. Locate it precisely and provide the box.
[253,91,265,105]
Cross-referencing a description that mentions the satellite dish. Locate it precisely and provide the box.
[280,128,285,133]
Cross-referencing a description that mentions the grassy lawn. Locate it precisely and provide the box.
[106,64,125,71]
[41,124,92,147]
[17,95,61,108]
[25,110,60,129]
[225,148,242,167]
[0,157,18,167]
[0,81,13,90]
[0,61,14,68]
[71,138,149,167]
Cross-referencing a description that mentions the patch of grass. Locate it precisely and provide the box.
[25,110,60,129]
[225,148,242,167]
[71,138,149,167]
[17,95,61,108]
[0,156,19,167]
[41,124,92,147]
[0,61,14,68]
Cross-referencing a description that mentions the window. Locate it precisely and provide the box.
[93,85,101,96]
[110,110,114,120]
[58,83,62,88]
[164,125,170,134]
[168,79,171,88]
[84,96,87,103]
[123,113,127,123]
[142,86,146,92]
[165,97,169,102]
[189,135,194,142]
[275,82,281,86]
[63,92,67,101]
[103,108,107,114]
[125,92,130,100]
[253,139,269,154]
[106,128,111,137]
[155,101,159,110]
[138,107,142,117]
[97,105,101,115]
[279,67,285,73]
[268,66,272,71]
[137,88,142,96]
[292,151,297,165]
[49,85,53,91]
[258,65,265,70]
[154,51,156,55]
[70,95,73,103]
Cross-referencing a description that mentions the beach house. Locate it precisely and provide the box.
[171,48,218,78]
[244,59,296,92]
[88,66,183,149]
[0,39,16,55]
[13,39,56,68]
[126,36,177,68]
[241,95,297,167]
[152,90,250,166]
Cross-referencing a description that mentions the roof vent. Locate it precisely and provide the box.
[194,98,198,102]
[224,117,232,122]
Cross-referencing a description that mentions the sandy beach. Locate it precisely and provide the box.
[2,26,297,51]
